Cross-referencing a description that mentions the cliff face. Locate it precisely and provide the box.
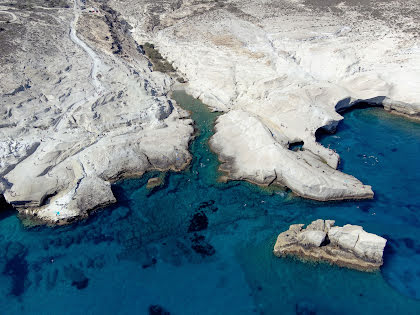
[111,0,420,201]
[273,219,387,271]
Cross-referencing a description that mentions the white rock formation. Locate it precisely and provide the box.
[329,224,387,264]
[1,0,420,224]
[273,219,387,271]
[111,0,420,200]
[0,0,193,224]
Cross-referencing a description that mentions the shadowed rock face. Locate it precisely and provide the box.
[273,219,387,271]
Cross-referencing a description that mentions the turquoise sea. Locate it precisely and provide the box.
[1,91,419,314]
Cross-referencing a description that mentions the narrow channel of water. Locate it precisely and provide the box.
[0,91,419,314]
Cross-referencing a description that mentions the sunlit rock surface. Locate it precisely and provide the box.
[273,219,387,271]
[111,0,420,200]
[1,0,420,223]
[0,0,193,224]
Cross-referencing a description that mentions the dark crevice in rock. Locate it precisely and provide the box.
[3,80,31,97]
[336,100,384,115]
[288,141,304,151]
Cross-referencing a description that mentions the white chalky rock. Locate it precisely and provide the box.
[110,0,420,201]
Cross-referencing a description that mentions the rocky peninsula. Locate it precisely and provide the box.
[273,219,387,271]
[113,0,420,200]
[1,0,420,224]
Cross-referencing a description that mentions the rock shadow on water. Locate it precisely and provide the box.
[0,195,16,222]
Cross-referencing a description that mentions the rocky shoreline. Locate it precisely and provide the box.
[1,0,420,225]
[0,0,194,225]
[273,219,387,272]
[120,0,420,202]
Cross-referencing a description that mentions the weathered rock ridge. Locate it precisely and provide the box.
[110,0,420,201]
[273,219,387,271]
[0,0,193,224]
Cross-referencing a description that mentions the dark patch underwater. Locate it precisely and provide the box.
[0,93,419,314]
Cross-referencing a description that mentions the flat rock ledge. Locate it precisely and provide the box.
[273,219,387,272]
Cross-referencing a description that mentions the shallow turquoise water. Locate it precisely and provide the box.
[0,92,419,314]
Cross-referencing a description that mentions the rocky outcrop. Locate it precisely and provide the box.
[2,0,420,224]
[146,176,164,189]
[110,0,420,201]
[273,219,387,271]
[0,1,194,225]
[209,110,374,201]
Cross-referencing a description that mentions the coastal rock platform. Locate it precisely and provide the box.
[273,219,387,271]
[115,0,420,201]
[0,0,193,224]
[1,0,420,225]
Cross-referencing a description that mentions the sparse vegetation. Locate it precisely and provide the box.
[141,42,176,73]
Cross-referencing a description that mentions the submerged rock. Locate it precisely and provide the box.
[1,241,29,296]
[146,177,164,189]
[273,220,387,271]
[149,305,170,315]
[188,211,208,232]
[64,265,89,290]
[296,300,316,315]
[191,234,215,257]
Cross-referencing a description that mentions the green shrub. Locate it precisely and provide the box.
[142,42,175,73]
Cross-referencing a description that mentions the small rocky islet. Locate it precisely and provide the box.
[273,219,387,272]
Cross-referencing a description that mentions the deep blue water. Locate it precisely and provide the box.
[1,91,420,314]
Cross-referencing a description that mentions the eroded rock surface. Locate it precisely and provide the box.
[110,0,420,200]
[273,219,387,271]
[1,0,420,224]
[0,0,193,224]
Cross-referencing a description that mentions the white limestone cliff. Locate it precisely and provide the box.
[112,0,420,201]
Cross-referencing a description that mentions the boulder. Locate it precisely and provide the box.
[297,230,326,247]
[329,225,387,263]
